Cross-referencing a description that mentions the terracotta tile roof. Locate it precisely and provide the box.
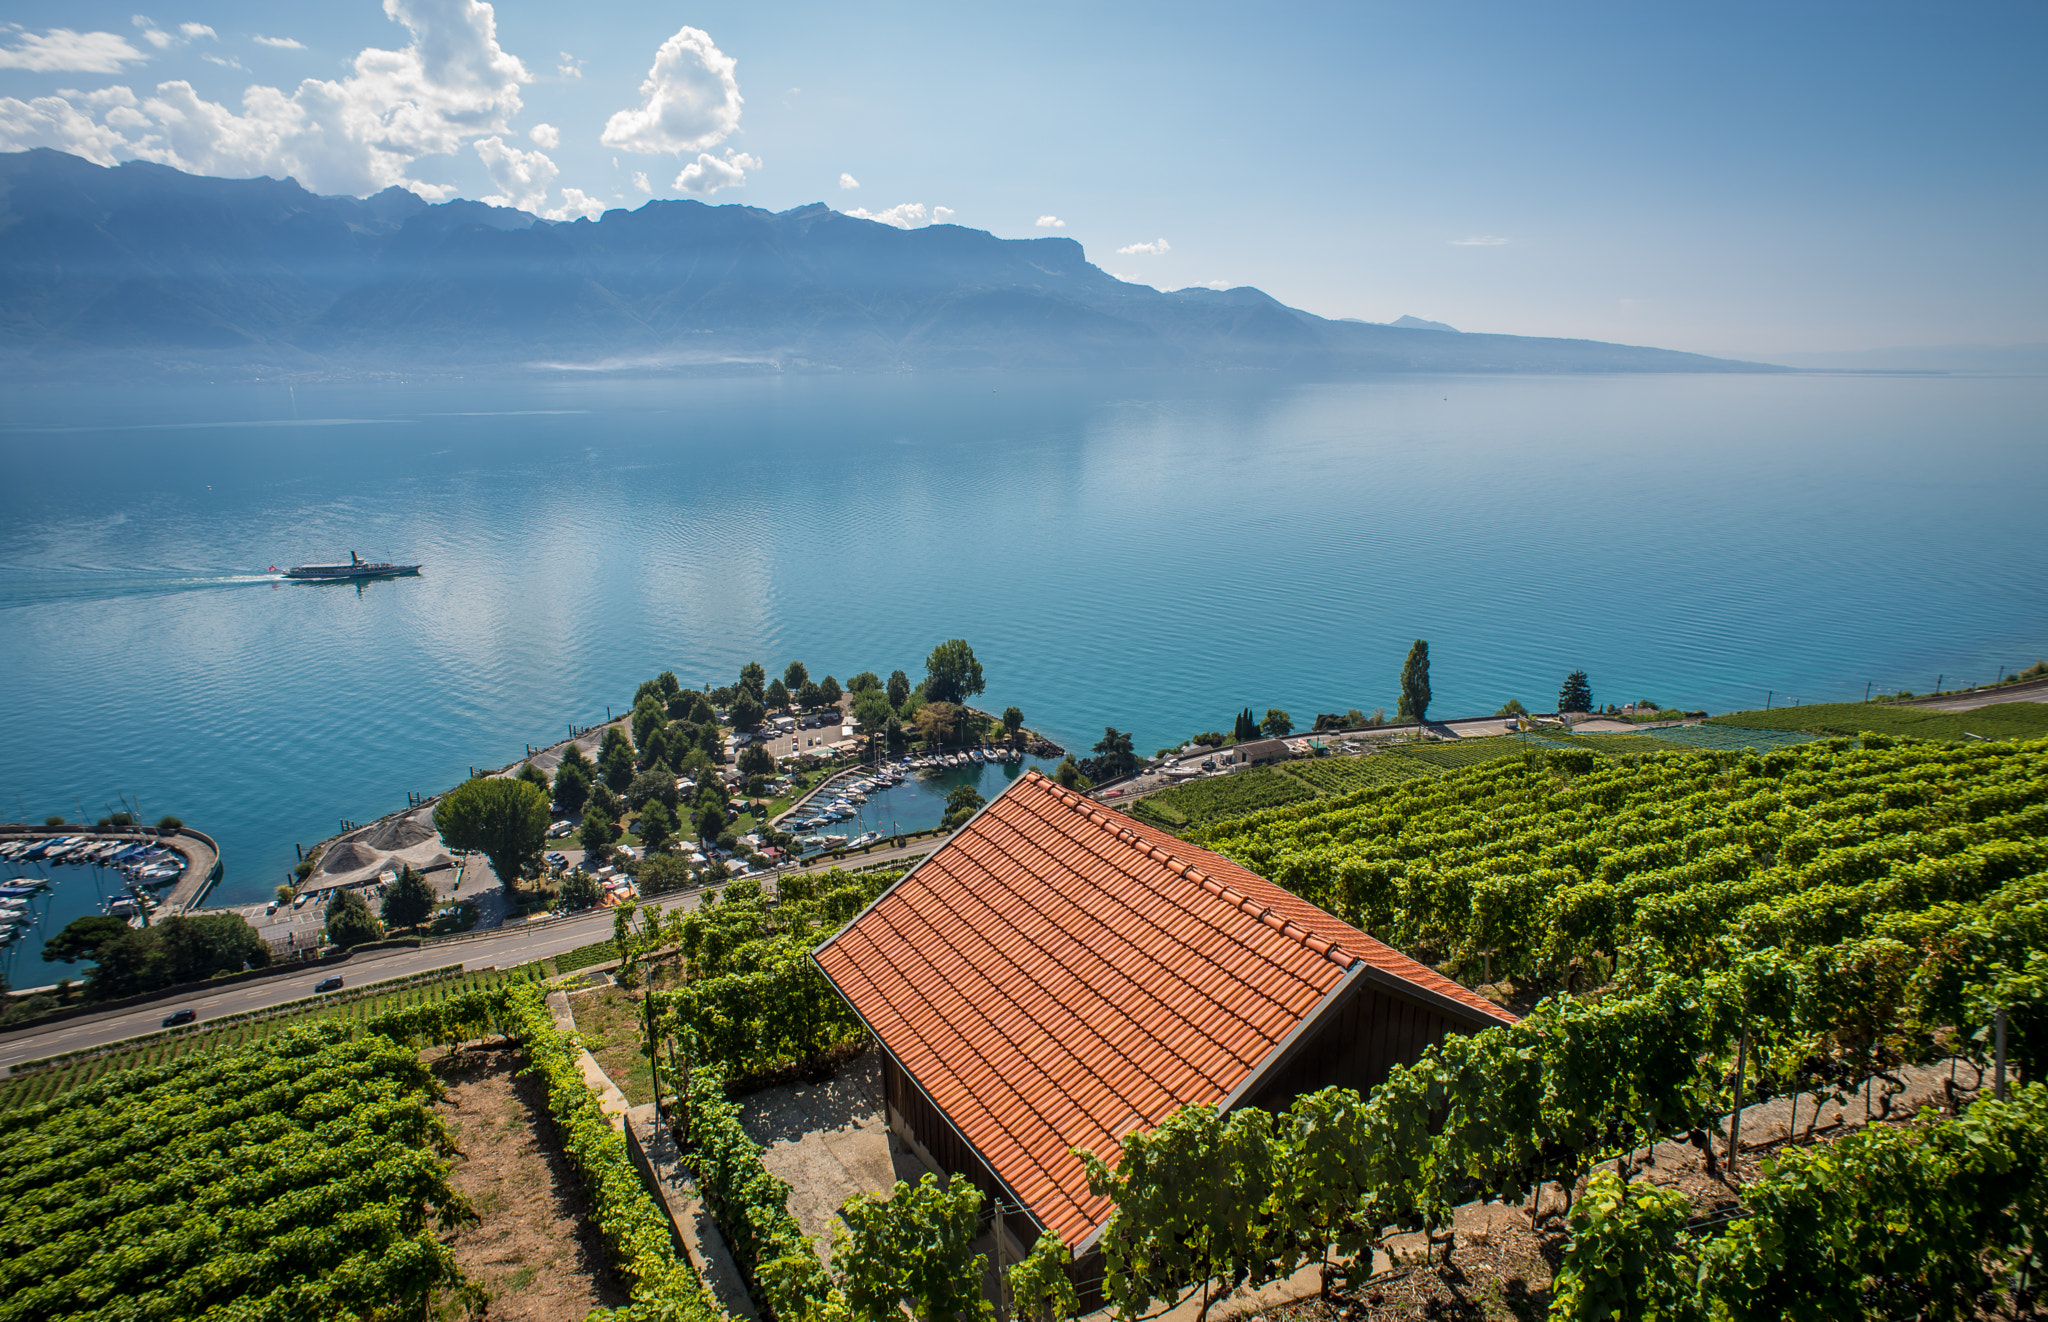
[812,770,1515,1245]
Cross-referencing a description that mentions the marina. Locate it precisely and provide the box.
[0,826,220,977]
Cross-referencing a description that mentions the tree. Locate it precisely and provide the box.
[690,693,718,725]
[516,760,550,795]
[41,915,130,964]
[559,869,602,911]
[943,785,986,829]
[600,735,636,794]
[914,702,965,748]
[819,675,843,707]
[588,780,624,824]
[1094,727,1138,777]
[784,660,809,691]
[887,669,913,709]
[1496,698,1529,717]
[738,742,777,778]
[1054,758,1091,790]
[86,913,268,998]
[275,882,297,906]
[377,865,436,931]
[1233,708,1259,743]
[695,801,727,843]
[628,766,680,812]
[728,689,765,731]
[1559,670,1594,714]
[798,680,825,710]
[325,889,384,948]
[434,775,550,891]
[738,661,767,702]
[1399,639,1432,723]
[1002,705,1025,737]
[766,678,792,710]
[637,724,672,772]
[631,694,667,750]
[637,800,675,853]
[1261,709,1293,737]
[854,688,895,734]
[923,640,985,705]
[552,757,591,818]
[580,806,620,862]
[848,670,882,694]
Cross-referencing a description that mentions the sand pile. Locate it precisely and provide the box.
[360,812,437,853]
[318,840,385,876]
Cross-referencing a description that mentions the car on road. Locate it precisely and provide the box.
[314,976,345,993]
[162,1009,197,1027]
[265,900,279,914]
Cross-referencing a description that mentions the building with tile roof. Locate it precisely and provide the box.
[811,769,1515,1261]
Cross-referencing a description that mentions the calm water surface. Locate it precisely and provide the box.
[2,370,2043,970]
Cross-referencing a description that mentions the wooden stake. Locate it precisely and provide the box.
[1726,1029,1748,1168]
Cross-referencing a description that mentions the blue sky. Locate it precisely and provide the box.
[1,1,2041,356]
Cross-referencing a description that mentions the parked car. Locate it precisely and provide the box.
[291,892,309,908]
[265,900,279,914]
[547,819,576,838]
[314,976,345,993]
[162,1009,197,1027]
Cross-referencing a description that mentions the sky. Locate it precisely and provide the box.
[0,0,2041,357]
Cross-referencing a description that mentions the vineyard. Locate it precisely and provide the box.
[0,964,544,1109]
[0,1025,476,1321]
[1711,698,2048,741]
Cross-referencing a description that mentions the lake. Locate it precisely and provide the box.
[2,369,2044,973]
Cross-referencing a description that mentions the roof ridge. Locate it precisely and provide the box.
[1046,780,1358,971]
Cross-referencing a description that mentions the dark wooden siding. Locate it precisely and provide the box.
[1242,976,1491,1112]
[881,1051,1044,1249]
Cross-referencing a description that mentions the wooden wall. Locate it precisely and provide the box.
[1244,976,1490,1112]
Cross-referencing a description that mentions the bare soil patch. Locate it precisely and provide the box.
[429,1045,629,1321]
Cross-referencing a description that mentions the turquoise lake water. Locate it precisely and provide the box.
[2,369,2044,973]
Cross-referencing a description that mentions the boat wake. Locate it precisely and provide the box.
[0,570,287,609]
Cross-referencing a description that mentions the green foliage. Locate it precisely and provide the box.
[854,688,895,734]
[518,759,552,794]
[738,742,778,778]
[39,914,129,964]
[0,1025,475,1322]
[1399,639,1431,722]
[1129,767,1320,832]
[1549,1172,1701,1322]
[1712,700,2048,741]
[1497,698,1530,717]
[729,689,766,730]
[1560,669,1595,714]
[324,887,385,947]
[1261,709,1293,737]
[887,669,913,709]
[582,805,622,860]
[638,800,676,854]
[1235,708,1259,743]
[1002,705,1025,738]
[559,868,603,910]
[82,912,270,999]
[630,765,681,812]
[434,774,551,888]
[923,639,985,705]
[766,678,792,710]
[554,753,593,817]
[838,1174,992,1322]
[1008,1233,1080,1322]
[942,784,986,829]
[1093,727,1138,777]
[380,864,437,931]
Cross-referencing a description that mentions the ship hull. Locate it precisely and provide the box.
[284,564,422,580]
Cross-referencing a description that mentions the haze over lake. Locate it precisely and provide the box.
[2,369,2043,913]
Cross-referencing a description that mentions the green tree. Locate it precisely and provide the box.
[729,689,766,730]
[552,756,591,817]
[848,670,882,694]
[599,728,636,792]
[914,702,966,748]
[559,869,602,911]
[41,915,130,964]
[784,660,809,691]
[580,806,620,862]
[766,678,792,710]
[628,766,680,813]
[1010,1232,1081,1322]
[695,800,727,844]
[325,889,384,948]
[516,760,550,795]
[691,693,718,725]
[1094,727,1138,777]
[1233,708,1259,743]
[738,742,777,778]
[1261,710,1293,738]
[738,661,767,702]
[1495,698,1529,717]
[1003,706,1025,742]
[637,800,675,854]
[798,680,825,709]
[835,1173,992,1322]
[380,865,437,932]
[1054,758,1091,790]
[923,640,985,706]
[275,883,298,906]
[588,780,624,824]
[943,785,986,829]
[1399,639,1432,723]
[854,688,895,735]
[631,694,667,750]
[887,669,913,709]
[1559,670,1594,714]
[819,675,842,707]
[434,776,550,891]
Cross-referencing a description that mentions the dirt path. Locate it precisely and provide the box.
[431,1046,630,1320]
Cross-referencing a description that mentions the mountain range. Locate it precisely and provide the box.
[0,150,1783,380]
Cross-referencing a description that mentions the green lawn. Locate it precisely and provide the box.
[1709,700,2048,741]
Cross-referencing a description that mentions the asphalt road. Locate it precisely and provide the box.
[0,842,936,1072]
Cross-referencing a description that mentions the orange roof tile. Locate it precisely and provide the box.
[812,770,1515,1245]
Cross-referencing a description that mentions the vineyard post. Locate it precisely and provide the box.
[1995,1006,2007,1100]
[1726,1028,1748,1170]
[992,1198,1007,1321]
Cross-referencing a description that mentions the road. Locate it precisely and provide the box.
[0,841,936,1072]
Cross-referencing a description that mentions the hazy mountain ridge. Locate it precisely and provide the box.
[0,149,1784,379]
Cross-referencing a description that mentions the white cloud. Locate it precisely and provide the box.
[838,171,859,190]
[1116,237,1171,256]
[252,35,306,50]
[675,147,757,195]
[474,134,555,211]
[1200,279,1229,289]
[200,52,245,70]
[180,23,216,41]
[528,121,559,148]
[0,0,534,198]
[130,17,215,51]
[1035,214,1065,229]
[557,51,581,79]
[0,28,148,73]
[631,170,650,193]
[1450,235,1509,246]
[602,27,740,155]
[844,202,954,229]
[546,186,605,221]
